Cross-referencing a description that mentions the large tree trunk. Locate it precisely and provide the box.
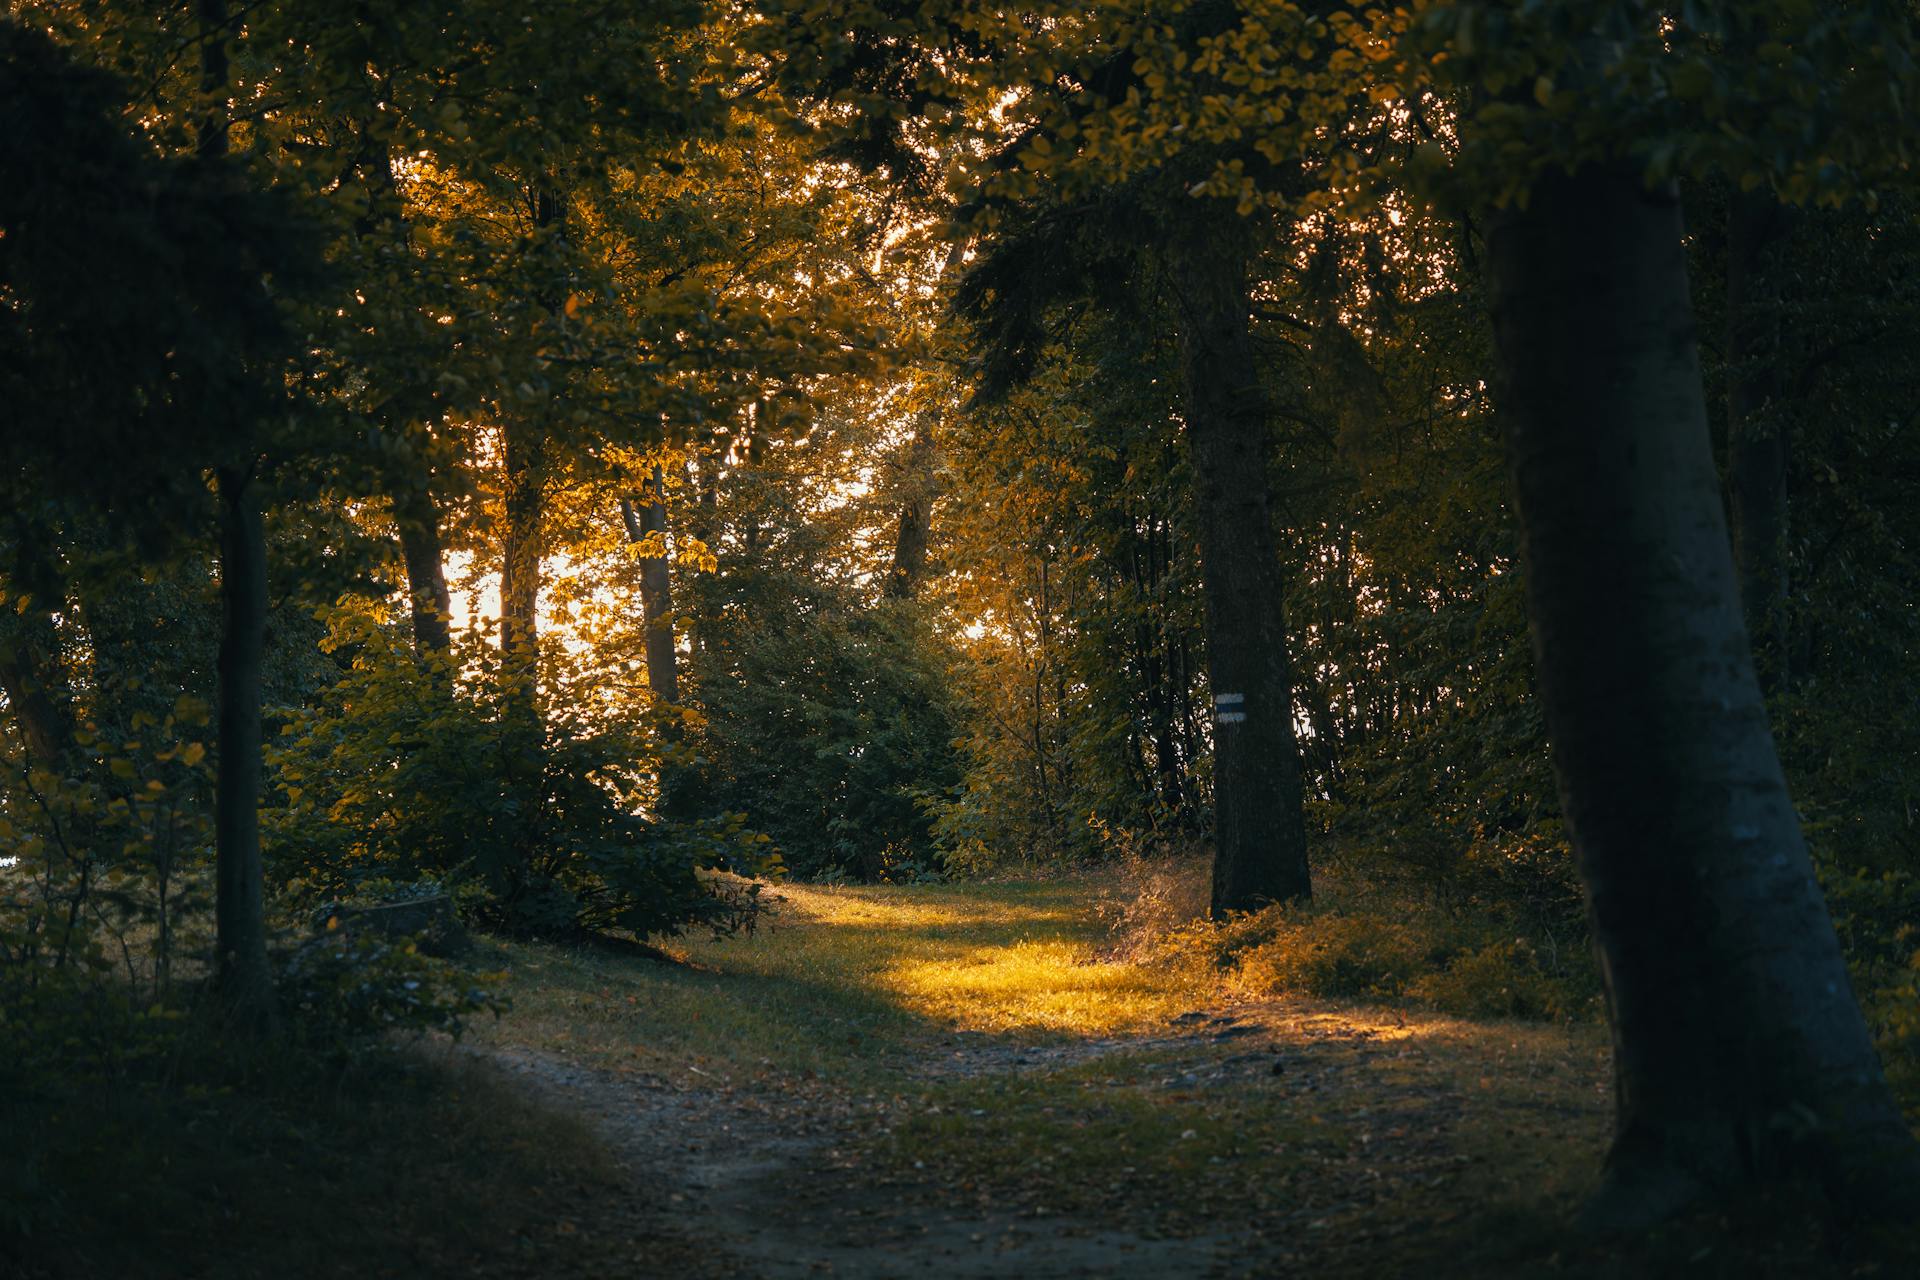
[1484,163,1917,1231]
[213,466,273,1026]
[391,473,452,656]
[1725,190,1793,699]
[883,421,937,600]
[1165,214,1312,915]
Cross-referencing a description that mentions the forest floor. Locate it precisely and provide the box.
[22,873,1908,1279]
[450,876,1633,1279]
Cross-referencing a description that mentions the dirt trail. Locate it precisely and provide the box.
[478,1005,1509,1279]
[484,1036,1241,1278]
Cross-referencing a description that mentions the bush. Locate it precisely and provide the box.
[1409,938,1577,1021]
[1128,857,1601,1023]
[267,604,776,941]
[279,928,505,1044]
[691,585,961,880]
[1233,910,1430,1001]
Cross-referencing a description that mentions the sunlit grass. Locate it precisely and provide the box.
[474,875,1219,1081]
[883,936,1206,1034]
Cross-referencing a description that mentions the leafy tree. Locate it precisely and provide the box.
[1393,0,1920,1226]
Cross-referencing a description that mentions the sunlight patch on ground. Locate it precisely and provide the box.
[758,879,1213,1036]
[884,938,1205,1035]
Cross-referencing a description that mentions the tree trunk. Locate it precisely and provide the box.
[500,179,566,672]
[618,468,679,708]
[350,103,450,660]
[883,422,938,599]
[391,473,452,656]
[199,0,271,1026]
[500,419,543,665]
[1165,214,1312,916]
[1484,163,1918,1231]
[213,466,273,1027]
[1726,190,1793,699]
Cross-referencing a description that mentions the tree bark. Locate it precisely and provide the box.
[618,468,679,709]
[1484,163,1918,1231]
[500,421,544,665]
[883,421,938,600]
[1165,213,1312,915]
[500,180,566,672]
[349,102,451,660]
[213,465,273,1026]
[199,0,271,1027]
[391,473,452,656]
[1725,190,1793,699]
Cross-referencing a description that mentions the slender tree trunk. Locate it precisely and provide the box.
[500,179,566,673]
[1166,214,1312,915]
[618,469,679,709]
[1484,163,1918,1231]
[213,466,272,1026]
[391,475,452,656]
[500,422,544,664]
[350,104,451,660]
[739,431,767,557]
[1726,190,1793,699]
[1134,517,1186,817]
[199,0,271,1026]
[620,468,691,818]
[883,422,938,599]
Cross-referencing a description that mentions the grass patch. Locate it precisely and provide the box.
[849,1012,1615,1250]
[474,877,1222,1083]
[868,1048,1343,1236]
[1,1024,638,1279]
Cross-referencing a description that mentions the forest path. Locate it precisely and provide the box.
[467,877,1611,1278]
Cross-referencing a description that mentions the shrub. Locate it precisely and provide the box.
[691,587,961,880]
[1409,938,1577,1021]
[1126,857,1600,1023]
[267,604,777,941]
[279,928,504,1044]
[1234,909,1429,1001]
